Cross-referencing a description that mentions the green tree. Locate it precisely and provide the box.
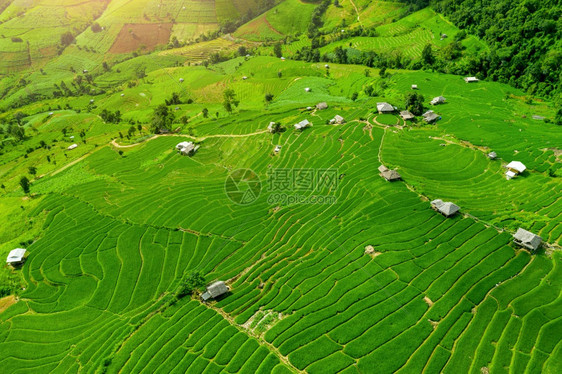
[351,92,358,101]
[28,166,37,176]
[19,176,30,194]
[265,93,274,103]
[405,92,425,116]
[9,125,25,141]
[176,271,206,298]
[223,89,239,114]
[273,43,283,58]
[91,22,102,33]
[555,109,562,126]
[151,104,174,133]
[421,44,435,66]
[238,46,247,56]
[60,31,74,46]
[202,108,209,118]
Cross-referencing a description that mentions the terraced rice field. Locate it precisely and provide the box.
[0,56,560,373]
[321,7,486,59]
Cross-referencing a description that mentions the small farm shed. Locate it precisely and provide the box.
[7,248,26,266]
[381,170,401,181]
[464,77,479,83]
[295,119,311,130]
[268,122,276,133]
[513,228,542,251]
[179,78,184,83]
[176,141,198,156]
[305,87,311,92]
[274,145,281,153]
[422,110,440,123]
[431,199,460,217]
[430,96,446,105]
[378,165,389,173]
[400,110,415,121]
[376,102,394,113]
[488,151,497,160]
[505,161,526,179]
[67,144,78,150]
[330,115,345,124]
[411,85,418,90]
[201,281,229,301]
[316,102,328,110]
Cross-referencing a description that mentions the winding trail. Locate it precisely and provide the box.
[110,129,269,148]
[348,0,364,29]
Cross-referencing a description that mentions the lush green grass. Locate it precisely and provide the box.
[0,2,560,372]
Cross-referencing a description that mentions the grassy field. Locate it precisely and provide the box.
[320,8,487,59]
[0,0,560,372]
[0,51,560,373]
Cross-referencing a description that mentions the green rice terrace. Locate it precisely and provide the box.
[0,0,561,373]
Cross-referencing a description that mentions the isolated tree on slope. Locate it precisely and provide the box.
[273,43,283,58]
[20,176,30,194]
[405,92,425,116]
[223,89,239,114]
[60,32,74,46]
[176,271,206,298]
[151,104,174,133]
[422,44,435,66]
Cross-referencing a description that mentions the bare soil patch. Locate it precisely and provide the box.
[0,295,17,313]
[109,23,172,54]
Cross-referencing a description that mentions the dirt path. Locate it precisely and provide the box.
[111,130,269,148]
[204,300,303,373]
[348,0,364,29]
[49,149,100,177]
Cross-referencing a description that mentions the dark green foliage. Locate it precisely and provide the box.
[150,104,174,133]
[91,22,102,33]
[60,31,74,46]
[421,44,434,66]
[19,176,30,194]
[405,92,424,115]
[432,0,562,99]
[223,88,239,113]
[165,92,182,106]
[555,109,562,126]
[100,109,122,124]
[308,0,331,38]
[176,271,206,298]
[273,43,282,58]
